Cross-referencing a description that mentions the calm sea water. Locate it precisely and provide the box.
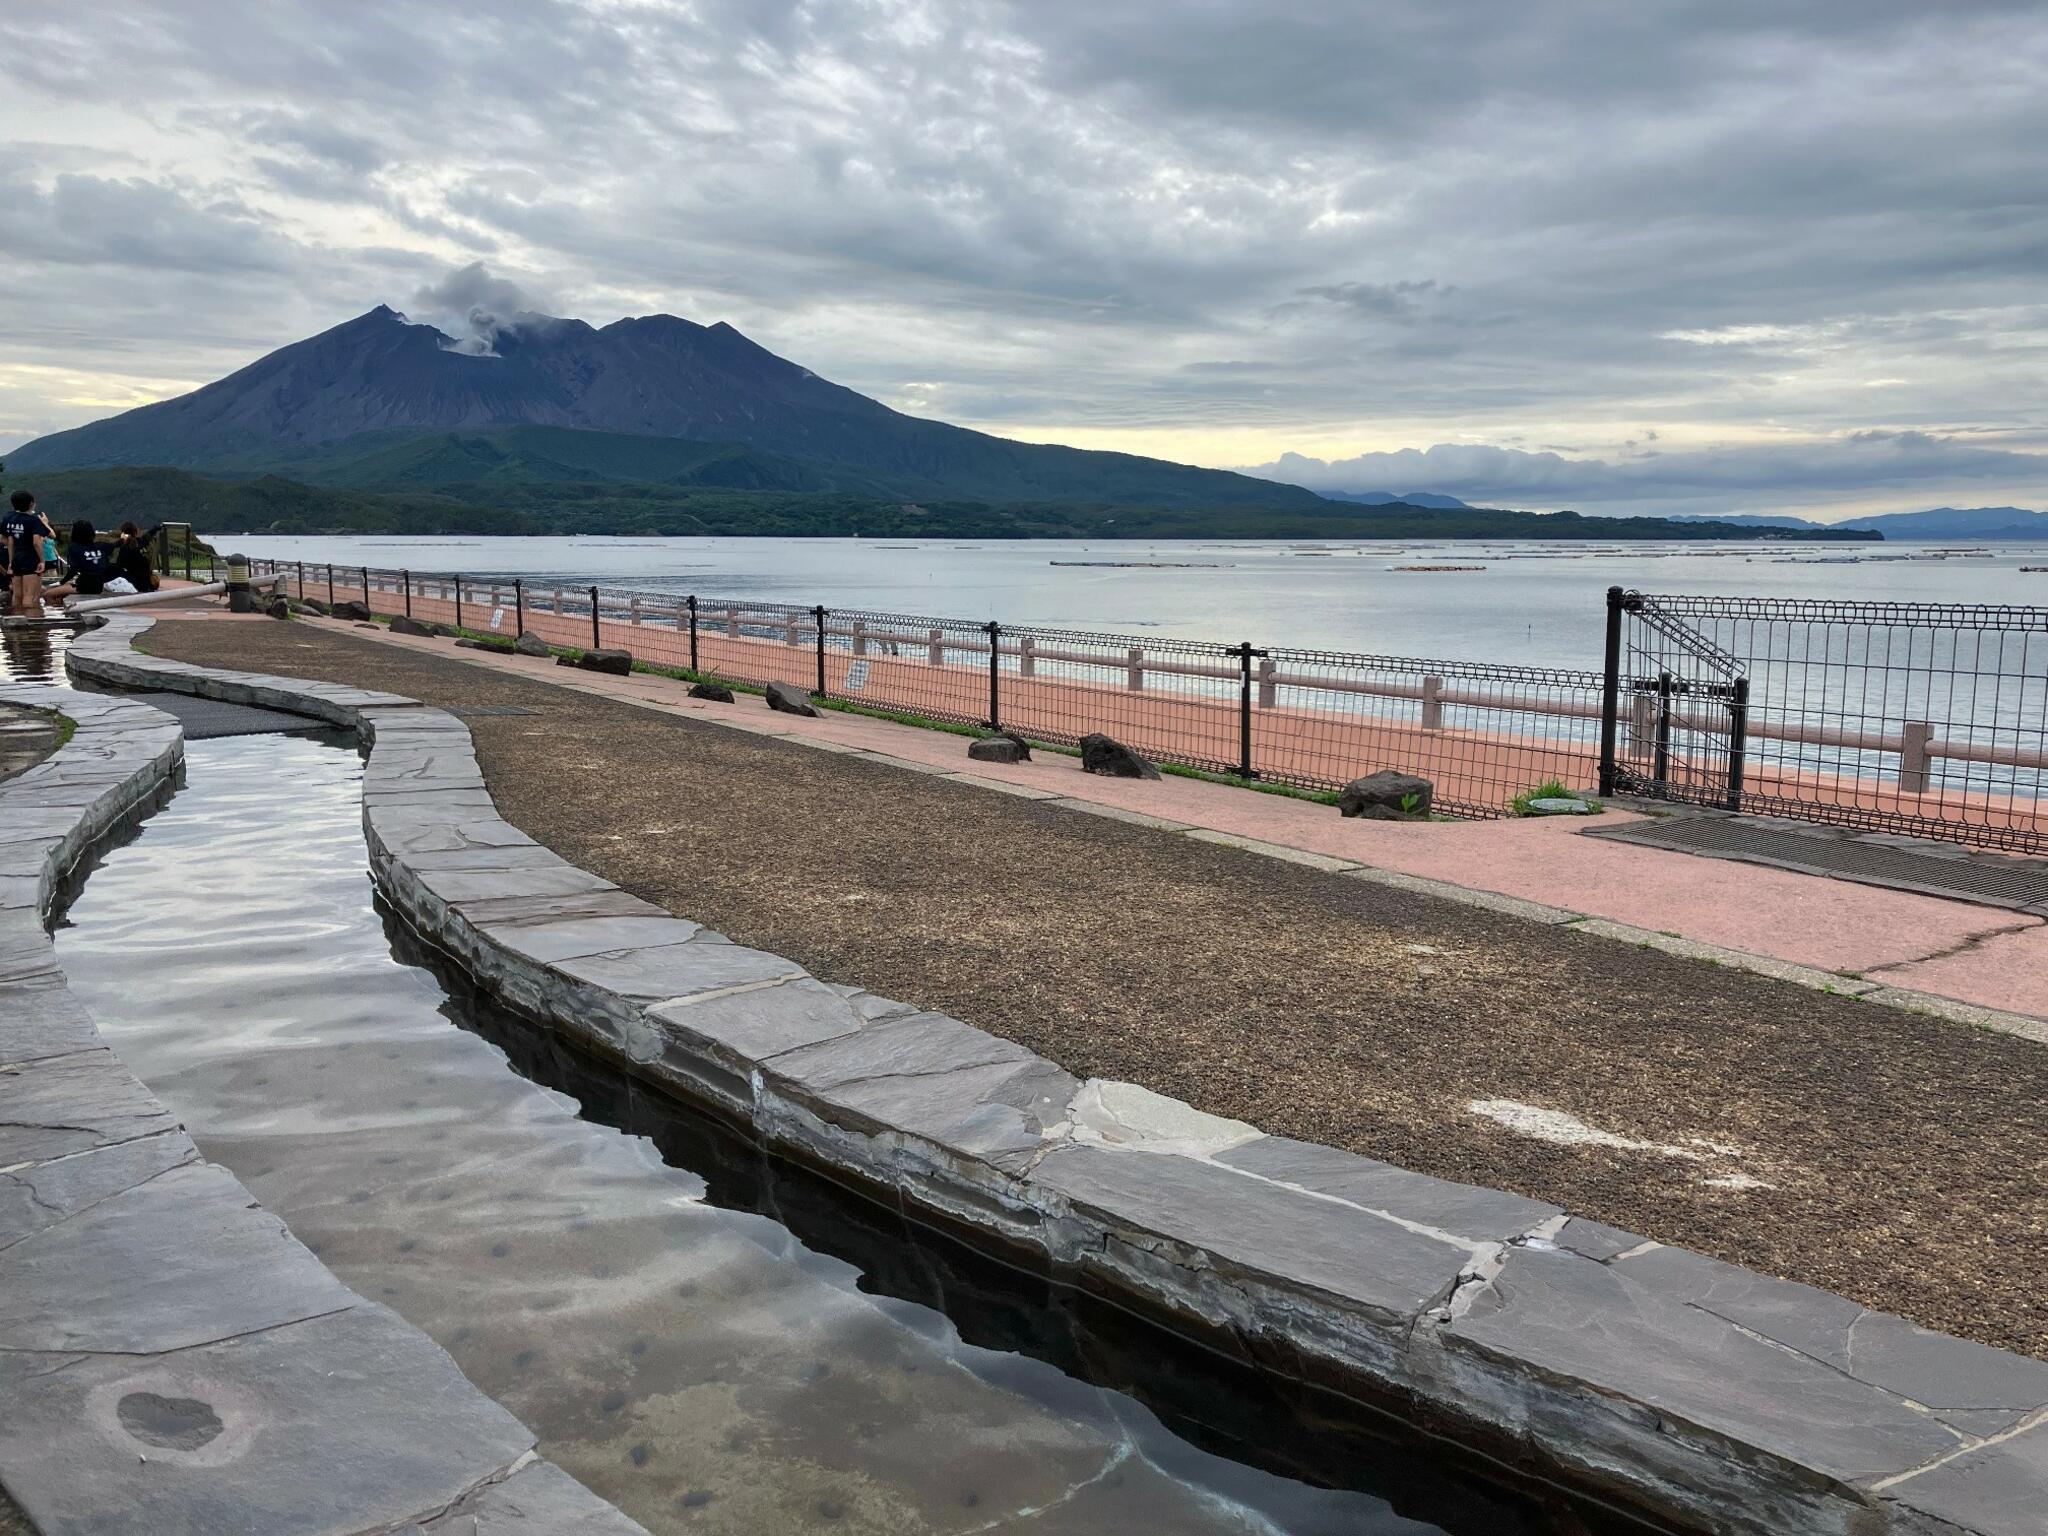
[213,535,2047,673]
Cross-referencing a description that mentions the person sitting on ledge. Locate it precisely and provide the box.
[63,520,121,599]
[115,521,161,592]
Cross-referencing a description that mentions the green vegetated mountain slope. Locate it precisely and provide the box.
[234,425,912,497]
[26,465,1882,542]
[31,467,541,536]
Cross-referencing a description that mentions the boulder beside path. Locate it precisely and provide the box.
[1080,733,1160,780]
[968,735,1027,764]
[1339,770,1433,820]
[765,680,820,716]
[561,648,633,676]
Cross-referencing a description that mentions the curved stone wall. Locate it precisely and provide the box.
[0,634,644,1536]
[66,614,2048,1536]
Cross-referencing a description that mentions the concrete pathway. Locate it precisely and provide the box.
[215,603,2048,1028]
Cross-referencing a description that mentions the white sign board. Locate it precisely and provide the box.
[844,660,871,693]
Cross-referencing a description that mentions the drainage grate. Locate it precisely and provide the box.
[1587,814,2048,914]
[126,691,325,740]
[449,705,539,718]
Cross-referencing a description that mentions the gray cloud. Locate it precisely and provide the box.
[0,0,2043,516]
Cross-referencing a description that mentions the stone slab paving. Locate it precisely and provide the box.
[67,615,2048,1536]
[0,643,646,1536]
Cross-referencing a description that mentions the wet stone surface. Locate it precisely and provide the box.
[0,700,61,784]
[54,732,1563,1536]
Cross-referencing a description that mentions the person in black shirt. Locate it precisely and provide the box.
[65,521,120,597]
[115,521,160,592]
[5,490,53,617]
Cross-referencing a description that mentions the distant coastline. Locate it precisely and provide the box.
[25,464,1882,543]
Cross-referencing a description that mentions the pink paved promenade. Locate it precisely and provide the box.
[210,596,2046,1028]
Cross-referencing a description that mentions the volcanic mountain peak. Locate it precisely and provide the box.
[6,303,1324,510]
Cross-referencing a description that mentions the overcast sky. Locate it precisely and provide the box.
[4,0,2046,519]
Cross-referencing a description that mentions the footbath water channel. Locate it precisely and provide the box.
[7,628,1651,1536]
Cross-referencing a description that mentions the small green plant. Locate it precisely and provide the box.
[1510,778,1603,817]
[1399,790,1423,814]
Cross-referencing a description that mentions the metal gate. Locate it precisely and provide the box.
[1598,588,1749,810]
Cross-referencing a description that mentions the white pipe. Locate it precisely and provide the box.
[66,572,284,615]
[69,582,225,613]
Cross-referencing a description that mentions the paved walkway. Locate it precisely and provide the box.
[142,612,2048,1359]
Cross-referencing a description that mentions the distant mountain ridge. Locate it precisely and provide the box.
[1321,490,1473,509]
[1675,506,2048,538]
[6,306,1325,511]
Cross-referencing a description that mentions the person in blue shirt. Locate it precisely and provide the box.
[4,490,55,618]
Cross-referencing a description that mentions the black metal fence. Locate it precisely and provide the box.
[245,558,1609,817]
[1600,588,2048,853]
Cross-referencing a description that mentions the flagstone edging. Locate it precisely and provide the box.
[0,636,645,1536]
[68,614,2048,1536]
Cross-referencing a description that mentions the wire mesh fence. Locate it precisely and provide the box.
[245,558,1613,817]
[1601,589,2048,852]
[1267,648,1608,812]
[240,561,2048,845]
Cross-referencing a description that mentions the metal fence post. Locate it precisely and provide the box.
[403,570,412,618]
[589,586,601,650]
[514,578,524,637]
[296,561,305,600]
[326,564,335,607]
[361,566,370,608]
[1598,586,1624,796]
[985,621,1001,728]
[454,575,464,632]
[1652,670,1675,786]
[1235,642,1261,780]
[813,605,828,695]
[687,596,699,671]
[1726,677,1749,810]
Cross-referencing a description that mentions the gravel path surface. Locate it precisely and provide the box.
[146,619,2048,1358]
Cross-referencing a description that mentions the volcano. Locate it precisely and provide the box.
[7,306,1324,510]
